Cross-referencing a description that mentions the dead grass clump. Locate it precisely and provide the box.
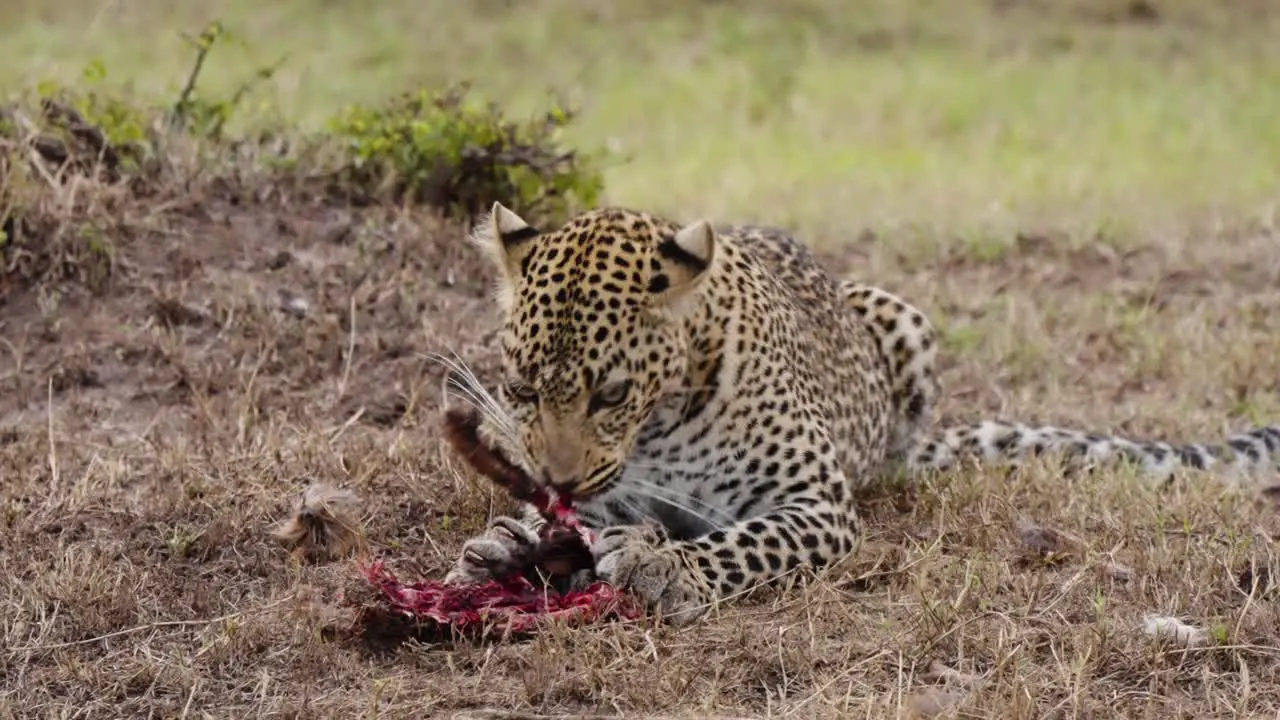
[0,99,132,294]
[0,30,258,297]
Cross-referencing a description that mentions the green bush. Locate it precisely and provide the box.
[1,22,608,293]
[326,83,606,226]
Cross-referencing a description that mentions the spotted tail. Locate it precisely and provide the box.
[904,420,1280,479]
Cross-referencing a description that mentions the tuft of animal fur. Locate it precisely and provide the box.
[272,483,366,562]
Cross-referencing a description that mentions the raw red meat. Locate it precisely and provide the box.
[348,407,643,641]
[356,561,641,640]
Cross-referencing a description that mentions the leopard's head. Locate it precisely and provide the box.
[469,203,718,499]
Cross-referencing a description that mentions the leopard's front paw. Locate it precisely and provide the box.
[443,516,540,586]
[590,525,710,626]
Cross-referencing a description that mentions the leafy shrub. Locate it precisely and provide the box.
[326,84,606,226]
[1,22,608,294]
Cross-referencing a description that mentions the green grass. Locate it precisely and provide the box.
[3,0,1278,243]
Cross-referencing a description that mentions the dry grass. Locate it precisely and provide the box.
[4,1,1280,718]
[2,169,1279,717]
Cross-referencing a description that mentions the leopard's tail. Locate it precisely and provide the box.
[905,420,1280,480]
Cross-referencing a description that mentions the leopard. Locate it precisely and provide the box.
[441,202,1280,626]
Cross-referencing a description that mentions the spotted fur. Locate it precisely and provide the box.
[444,203,1280,625]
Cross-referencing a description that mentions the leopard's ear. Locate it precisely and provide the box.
[470,202,541,312]
[648,219,716,311]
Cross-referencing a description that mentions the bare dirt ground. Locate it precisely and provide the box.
[3,181,1280,717]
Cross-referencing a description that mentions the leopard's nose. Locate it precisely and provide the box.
[540,469,580,494]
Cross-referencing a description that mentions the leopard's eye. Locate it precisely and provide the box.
[505,381,539,405]
[589,379,632,413]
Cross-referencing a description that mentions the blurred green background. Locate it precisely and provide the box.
[4,0,1277,245]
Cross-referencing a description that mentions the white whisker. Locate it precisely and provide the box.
[623,459,716,476]
[620,475,735,529]
[424,350,518,439]
[630,488,730,531]
[663,384,722,394]
[618,497,657,525]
